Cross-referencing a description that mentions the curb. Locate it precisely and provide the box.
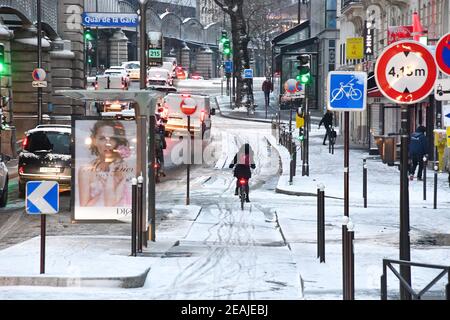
[215,97,276,124]
[0,267,151,289]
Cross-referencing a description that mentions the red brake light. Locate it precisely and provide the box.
[239,178,247,185]
[22,137,28,149]
[19,166,24,174]
[200,110,206,122]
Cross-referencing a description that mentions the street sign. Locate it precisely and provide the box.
[296,114,305,128]
[375,40,437,104]
[447,127,450,148]
[346,37,364,60]
[435,79,450,101]
[435,33,450,75]
[243,69,253,79]
[180,97,197,116]
[327,71,367,112]
[224,61,233,73]
[284,79,298,94]
[82,12,138,28]
[32,68,46,81]
[443,103,450,127]
[32,81,47,88]
[148,49,162,58]
[26,181,59,214]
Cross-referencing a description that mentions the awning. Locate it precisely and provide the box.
[367,71,383,98]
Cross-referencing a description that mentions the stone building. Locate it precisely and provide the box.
[337,0,450,156]
[0,0,222,155]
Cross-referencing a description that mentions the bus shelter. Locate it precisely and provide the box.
[57,89,165,244]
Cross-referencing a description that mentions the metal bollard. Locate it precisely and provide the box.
[317,184,325,263]
[348,227,355,300]
[131,178,137,257]
[292,142,297,176]
[137,176,144,253]
[363,158,367,208]
[434,162,439,209]
[423,156,427,201]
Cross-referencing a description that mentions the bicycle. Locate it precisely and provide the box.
[237,177,248,211]
[331,82,362,102]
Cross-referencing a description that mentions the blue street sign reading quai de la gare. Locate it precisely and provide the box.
[82,13,138,28]
[327,71,367,112]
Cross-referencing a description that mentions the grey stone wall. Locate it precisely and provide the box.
[196,47,213,79]
[109,30,128,67]
[11,26,52,139]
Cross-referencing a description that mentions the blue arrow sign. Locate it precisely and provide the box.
[445,113,450,119]
[224,61,233,73]
[244,69,253,79]
[327,71,367,112]
[26,181,59,214]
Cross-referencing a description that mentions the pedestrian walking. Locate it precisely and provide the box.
[408,126,428,181]
[318,111,333,145]
[262,77,273,110]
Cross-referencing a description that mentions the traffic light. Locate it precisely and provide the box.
[296,54,311,85]
[0,43,4,74]
[220,31,228,44]
[84,28,93,41]
[220,31,232,56]
[298,127,305,142]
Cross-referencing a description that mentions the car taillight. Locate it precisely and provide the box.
[22,137,28,149]
[154,163,160,169]
[200,110,206,122]
[19,166,24,174]
[239,178,247,185]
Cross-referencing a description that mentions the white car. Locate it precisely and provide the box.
[0,154,9,207]
[122,61,140,81]
[147,67,173,87]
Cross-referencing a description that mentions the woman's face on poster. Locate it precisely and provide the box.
[94,126,118,162]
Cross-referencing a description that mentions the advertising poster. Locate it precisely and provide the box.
[73,119,137,221]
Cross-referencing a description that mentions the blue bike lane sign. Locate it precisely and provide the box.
[327,71,367,112]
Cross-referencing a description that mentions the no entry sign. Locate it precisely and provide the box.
[435,33,450,75]
[180,97,197,116]
[375,40,437,104]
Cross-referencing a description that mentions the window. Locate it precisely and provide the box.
[26,132,71,155]
[326,0,337,29]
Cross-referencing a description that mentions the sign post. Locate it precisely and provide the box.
[26,181,59,274]
[180,97,197,206]
[328,71,367,300]
[375,40,438,300]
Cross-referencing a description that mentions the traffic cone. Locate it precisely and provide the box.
[412,12,425,42]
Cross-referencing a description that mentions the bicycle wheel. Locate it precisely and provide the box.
[351,88,362,101]
[331,88,344,101]
[240,186,245,210]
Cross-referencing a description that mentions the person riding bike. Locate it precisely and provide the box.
[229,143,256,202]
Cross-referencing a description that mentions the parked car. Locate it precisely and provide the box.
[18,125,72,198]
[0,154,10,207]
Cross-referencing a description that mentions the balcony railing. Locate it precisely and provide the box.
[341,0,362,11]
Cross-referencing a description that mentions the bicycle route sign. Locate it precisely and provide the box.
[327,71,367,112]
[375,40,437,104]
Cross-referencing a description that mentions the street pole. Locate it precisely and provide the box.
[37,0,42,125]
[37,0,45,274]
[96,0,99,72]
[342,111,354,299]
[400,105,411,300]
[186,116,191,206]
[139,0,156,243]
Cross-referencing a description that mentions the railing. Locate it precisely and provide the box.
[381,259,450,300]
[341,0,362,11]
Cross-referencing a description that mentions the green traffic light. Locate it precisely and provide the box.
[0,64,4,73]
[224,48,231,55]
[299,73,311,85]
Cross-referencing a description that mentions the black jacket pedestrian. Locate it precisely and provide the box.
[408,127,428,158]
[229,144,255,179]
[319,112,333,129]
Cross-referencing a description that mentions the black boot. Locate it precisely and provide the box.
[235,187,239,196]
[245,196,250,203]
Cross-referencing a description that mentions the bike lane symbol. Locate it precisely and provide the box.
[327,71,367,112]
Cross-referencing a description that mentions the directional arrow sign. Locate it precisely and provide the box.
[26,181,59,214]
[443,103,450,127]
[375,40,437,104]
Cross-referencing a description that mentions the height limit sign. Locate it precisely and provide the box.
[375,40,437,104]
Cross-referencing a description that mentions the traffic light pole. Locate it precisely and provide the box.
[37,0,42,125]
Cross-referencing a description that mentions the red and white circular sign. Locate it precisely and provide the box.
[284,79,297,94]
[32,68,46,81]
[180,97,197,116]
[435,33,450,75]
[375,40,437,104]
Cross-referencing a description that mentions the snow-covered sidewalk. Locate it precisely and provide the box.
[263,127,450,299]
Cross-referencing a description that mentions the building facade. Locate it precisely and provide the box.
[337,0,450,156]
